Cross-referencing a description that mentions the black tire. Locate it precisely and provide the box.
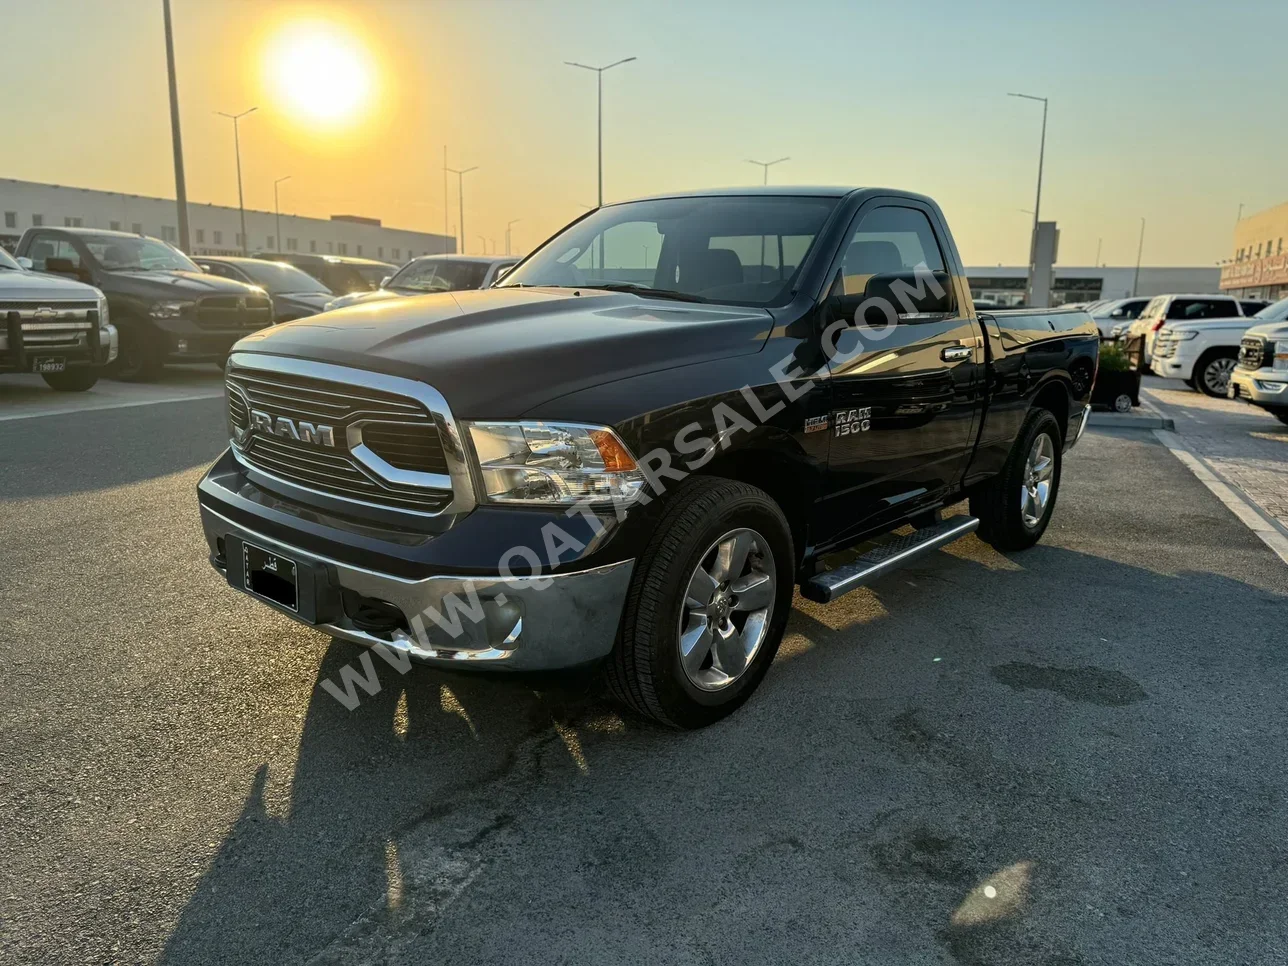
[1183,376,1197,391]
[110,326,162,382]
[1195,349,1237,398]
[605,477,795,729]
[970,408,1063,552]
[214,355,228,371]
[1274,410,1288,427]
[40,368,100,392]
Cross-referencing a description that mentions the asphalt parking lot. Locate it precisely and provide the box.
[3,370,1288,965]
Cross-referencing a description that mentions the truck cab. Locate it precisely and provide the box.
[15,227,271,381]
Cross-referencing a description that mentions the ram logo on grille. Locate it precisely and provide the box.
[249,409,337,447]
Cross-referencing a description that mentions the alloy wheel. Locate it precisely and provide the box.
[1020,433,1055,528]
[1203,357,1236,396]
[677,528,777,692]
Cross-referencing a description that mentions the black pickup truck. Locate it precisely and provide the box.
[15,227,271,380]
[197,187,1098,727]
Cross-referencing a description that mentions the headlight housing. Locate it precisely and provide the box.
[1171,330,1198,341]
[468,421,645,505]
[149,300,194,319]
[95,291,110,327]
[1273,342,1288,371]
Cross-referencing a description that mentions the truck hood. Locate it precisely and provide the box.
[1243,320,1288,341]
[0,269,100,300]
[232,286,774,417]
[102,268,263,298]
[1164,317,1252,333]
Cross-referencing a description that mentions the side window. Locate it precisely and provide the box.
[1122,300,1147,319]
[26,235,81,272]
[839,206,947,296]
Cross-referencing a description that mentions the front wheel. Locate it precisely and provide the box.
[605,477,794,729]
[1273,410,1288,427]
[1196,350,1237,398]
[110,327,162,382]
[41,368,100,392]
[970,409,1063,552]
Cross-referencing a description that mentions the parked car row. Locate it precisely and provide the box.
[3,224,517,386]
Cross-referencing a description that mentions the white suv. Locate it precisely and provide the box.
[1128,294,1261,374]
[1228,297,1288,422]
[1151,297,1278,397]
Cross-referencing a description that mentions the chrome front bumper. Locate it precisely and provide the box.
[1229,368,1288,407]
[201,506,634,670]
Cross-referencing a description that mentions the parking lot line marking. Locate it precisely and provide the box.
[0,391,225,423]
[1155,429,1288,566]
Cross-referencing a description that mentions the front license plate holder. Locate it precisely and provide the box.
[32,356,66,373]
[223,535,339,624]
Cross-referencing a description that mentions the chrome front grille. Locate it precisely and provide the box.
[196,294,273,331]
[1,300,98,349]
[1239,336,1266,370]
[225,356,465,518]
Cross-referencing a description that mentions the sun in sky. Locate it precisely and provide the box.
[263,20,376,127]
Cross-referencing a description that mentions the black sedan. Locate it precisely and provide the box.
[192,256,335,323]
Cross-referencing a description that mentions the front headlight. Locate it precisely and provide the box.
[1272,342,1288,371]
[468,421,645,505]
[95,292,110,327]
[1172,330,1199,341]
[149,300,194,319]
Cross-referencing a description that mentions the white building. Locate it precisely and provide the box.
[965,265,1222,307]
[0,178,454,264]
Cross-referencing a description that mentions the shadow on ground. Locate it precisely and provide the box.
[158,541,1288,966]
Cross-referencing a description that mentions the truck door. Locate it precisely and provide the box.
[820,202,984,540]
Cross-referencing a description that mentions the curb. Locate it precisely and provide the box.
[1087,410,1175,431]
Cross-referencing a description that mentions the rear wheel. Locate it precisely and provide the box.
[970,408,1063,552]
[605,477,794,729]
[1196,350,1237,398]
[41,368,99,392]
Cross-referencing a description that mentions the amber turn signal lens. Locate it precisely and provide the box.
[589,429,637,472]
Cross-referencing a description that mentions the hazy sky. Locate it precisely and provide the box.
[4,0,1286,266]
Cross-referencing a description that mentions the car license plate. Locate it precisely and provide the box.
[32,356,65,373]
[242,541,299,613]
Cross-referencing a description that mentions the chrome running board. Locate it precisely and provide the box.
[801,516,980,604]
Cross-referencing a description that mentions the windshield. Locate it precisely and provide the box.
[1252,296,1288,322]
[353,264,392,289]
[0,247,19,271]
[498,195,840,306]
[389,258,490,293]
[235,260,333,295]
[82,234,199,272]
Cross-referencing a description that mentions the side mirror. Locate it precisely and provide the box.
[379,275,392,288]
[1110,308,1125,318]
[15,256,32,270]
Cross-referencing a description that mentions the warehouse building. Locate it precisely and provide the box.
[0,178,454,264]
[1220,200,1288,301]
[966,265,1221,307]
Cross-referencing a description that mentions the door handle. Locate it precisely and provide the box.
[941,345,972,362]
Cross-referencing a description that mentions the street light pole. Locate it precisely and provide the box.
[1008,92,1047,306]
[216,107,257,255]
[566,56,636,273]
[273,175,291,252]
[746,158,790,273]
[1095,237,1102,267]
[162,0,190,253]
[746,157,790,185]
[1132,218,1146,297]
[442,146,450,253]
[445,165,478,254]
[506,219,520,256]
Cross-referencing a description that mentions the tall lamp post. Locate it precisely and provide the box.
[445,164,477,254]
[1132,218,1146,297]
[564,57,636,206]
[216,106,257,254]
[1008,92,1047,306]
[162,0,190,253]
[273,175,290,253]
[506,219,521,256]
[746,157,790,184]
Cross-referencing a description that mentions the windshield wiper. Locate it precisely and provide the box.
[595,283,708,303]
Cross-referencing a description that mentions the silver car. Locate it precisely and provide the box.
[324,254,519,312]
